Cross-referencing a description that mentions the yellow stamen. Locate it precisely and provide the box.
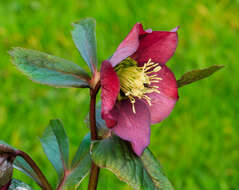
[115,58,162,113]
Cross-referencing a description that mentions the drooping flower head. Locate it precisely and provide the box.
[100,23,179,156]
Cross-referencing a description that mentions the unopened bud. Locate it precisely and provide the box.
[0,153,14,188]
[0,180,11,190]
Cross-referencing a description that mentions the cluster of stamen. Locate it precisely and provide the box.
[115,58,162,113]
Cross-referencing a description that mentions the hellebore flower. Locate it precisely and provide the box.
[100,23,179,156]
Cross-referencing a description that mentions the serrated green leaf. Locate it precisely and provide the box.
[72,18,98,73]
[0,141,41,186]
[9,47,90,88]
[91,136,173,190]
[63,134,92,190]
[177,65,224,88]
[9,179,33,190]
[40,119,69,179]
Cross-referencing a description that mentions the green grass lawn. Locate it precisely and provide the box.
[0,0,238,189]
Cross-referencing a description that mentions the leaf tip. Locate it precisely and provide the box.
[8,47,26,66]
[49,118,62,126]
[8,47,17,58]
[216,64,225,69]
[71,17,96,27]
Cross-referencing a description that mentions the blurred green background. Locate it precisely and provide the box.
[0,0,238,189]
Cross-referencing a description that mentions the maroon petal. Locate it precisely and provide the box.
[109,23,151,67]
[112,99,151,156]
[100,61,120,128]
[131,31,178,65]
[146,64,178,124]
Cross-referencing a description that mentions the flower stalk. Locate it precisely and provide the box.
[88,81,101,190]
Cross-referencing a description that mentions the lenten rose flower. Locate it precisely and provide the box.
[100,23,179,156]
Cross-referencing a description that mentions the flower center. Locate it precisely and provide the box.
[115,58,162,113]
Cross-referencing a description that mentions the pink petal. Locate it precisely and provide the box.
[109,23,151,67]
[112,99,151,156]
[131,31,178,65]
[100,61,120,128]
[146,64,178,124]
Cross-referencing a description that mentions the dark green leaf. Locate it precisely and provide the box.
[91,136,173,190]
[72,18,98,73]
[177,65,224,88]
[40,119,69,179]
[0,141,41,186]
[63,134,92,190]
[9,47,90,88]
[9,179,33,190]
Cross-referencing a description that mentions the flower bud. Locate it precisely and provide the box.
[0,153,14,188]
